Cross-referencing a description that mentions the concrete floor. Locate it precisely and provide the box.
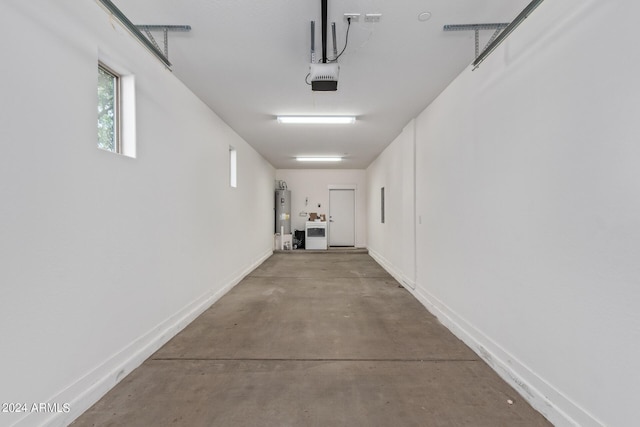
[73,251,551,426]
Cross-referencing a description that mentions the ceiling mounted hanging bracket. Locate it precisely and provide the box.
[136,25,192,61]
[97,0,172,68]
[471,0,545,70]
[443,23,510,60]
[444,0,546,70]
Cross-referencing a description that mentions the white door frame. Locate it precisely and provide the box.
[328,184,357,247]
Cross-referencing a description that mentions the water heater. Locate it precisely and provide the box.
[275,190,291,234]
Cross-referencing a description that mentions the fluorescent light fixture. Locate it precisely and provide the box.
[277,116,356,124]
[296,157,343,162]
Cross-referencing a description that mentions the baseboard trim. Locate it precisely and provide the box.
[25,249,273,427]
[368,248,601,427]
[368,248,401,283]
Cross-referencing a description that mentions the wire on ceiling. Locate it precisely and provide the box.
[329,17,351,63]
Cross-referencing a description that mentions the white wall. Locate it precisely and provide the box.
[0,2,274,426]
[367,120,416,288]
[275,169,367,247]
[368,1,640,426]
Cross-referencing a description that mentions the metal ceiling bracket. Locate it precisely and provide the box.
[97,0,172,68]
[136,25,192,60]
[443,23,510,59]
[444,0,545,70]
[472,0,545,69]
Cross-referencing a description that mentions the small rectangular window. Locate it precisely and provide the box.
[97,63,120,153]
[229,146,237,188]
[381,187,385,223]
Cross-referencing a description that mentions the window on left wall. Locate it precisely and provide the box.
[97,63,121,153]
[229,146,237,188]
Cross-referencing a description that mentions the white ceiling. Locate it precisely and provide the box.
[117,0,530,169]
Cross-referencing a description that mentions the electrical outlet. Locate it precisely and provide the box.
[364,13,382,23]
[344,13,360,22]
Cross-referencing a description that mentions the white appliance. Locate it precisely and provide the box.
[305,221,327,250]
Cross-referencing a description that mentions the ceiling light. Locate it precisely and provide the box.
[296,157,343,162]
[277,116,356,124]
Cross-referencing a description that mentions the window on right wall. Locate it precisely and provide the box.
[381,187,385,223]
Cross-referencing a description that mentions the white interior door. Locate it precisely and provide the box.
[329,189,355,247]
